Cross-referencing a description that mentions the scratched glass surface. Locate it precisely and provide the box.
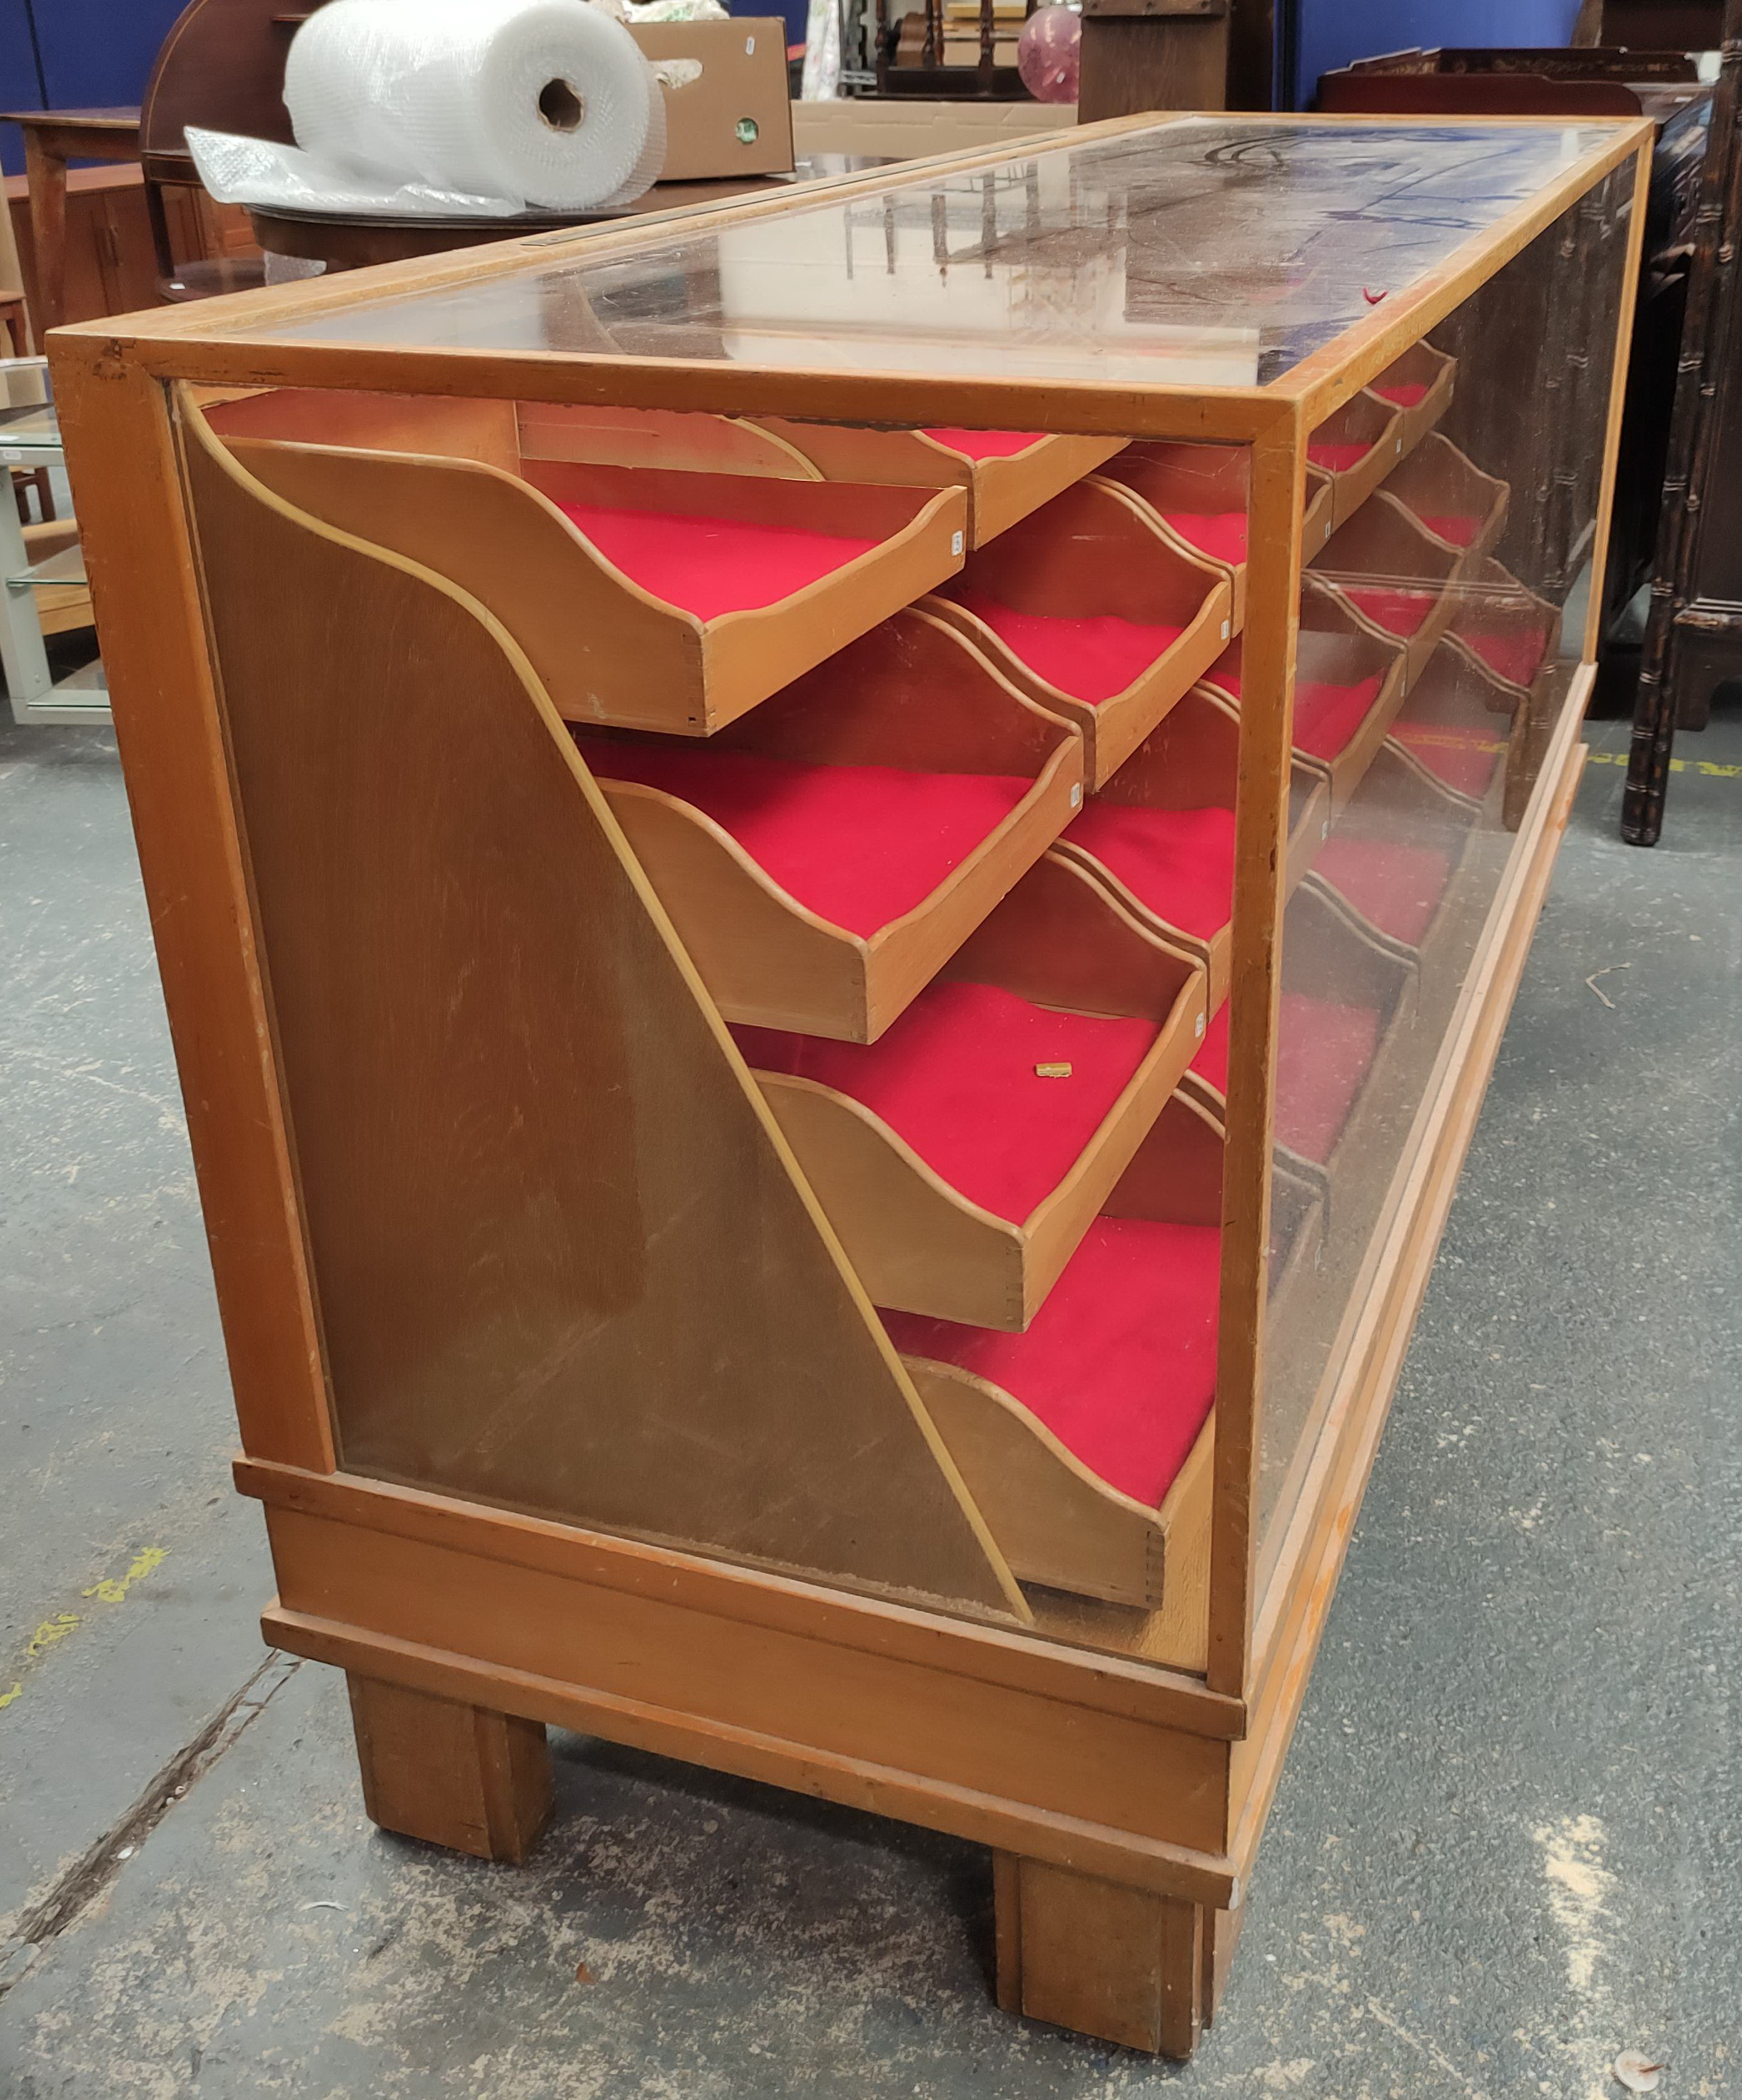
[259,118,1619,387]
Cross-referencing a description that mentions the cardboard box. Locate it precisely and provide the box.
[629,19,797,180]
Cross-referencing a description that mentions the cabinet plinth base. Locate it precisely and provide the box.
[346,1672,553,1863]
[994,1851,1228,2058]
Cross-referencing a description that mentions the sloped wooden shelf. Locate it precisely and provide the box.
[1444,557,1563,698]
[736,855,1205,1333]
[1306,790,1464,959]
[1368,341,1457,449]
[1306,390,1408,526]
[1100,442,1338,632]
[884,1092,1224,1608]
[756,420,1130,547]
[204,388,968,737]
[1382,431,1508,563]
[1304,491,1467,683]
[1270,880,1417,1181]
[576,607,1084,1043]
[1283,609,1412,810]
[1189,639,1359,850]
[1386,638,1519,809]
[925,476,1233,790]
[1054,674,1331,1010]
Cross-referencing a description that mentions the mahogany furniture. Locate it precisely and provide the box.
[0,109,144,335]
[52,109,1649,2058]
[1625,0,1742,841]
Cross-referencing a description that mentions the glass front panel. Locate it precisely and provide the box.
[253,118,1616,388]
[1254,164,1635,1580]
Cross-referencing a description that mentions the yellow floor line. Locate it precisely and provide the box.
[1,1547,169,1713]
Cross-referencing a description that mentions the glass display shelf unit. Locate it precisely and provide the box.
[52,110,1650,2060]
[0,373,106,724]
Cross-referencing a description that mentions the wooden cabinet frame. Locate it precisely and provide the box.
[50,111,1650,2061]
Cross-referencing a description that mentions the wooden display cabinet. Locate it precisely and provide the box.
[52,111,1649,2060]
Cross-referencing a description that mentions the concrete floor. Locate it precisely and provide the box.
[1,706,1738,2099]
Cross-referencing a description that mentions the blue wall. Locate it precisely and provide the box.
[1,0,186,174]
[1292,0,1585,108]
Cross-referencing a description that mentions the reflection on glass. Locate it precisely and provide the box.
[261,119,1614,389]
[1257,166,1632,1573]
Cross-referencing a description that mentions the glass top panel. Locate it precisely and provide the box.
[259,118,1619,389]
[0,401,60,451]
[4,542,85,588]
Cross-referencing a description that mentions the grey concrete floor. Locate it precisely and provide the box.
[1,706,1738,2099]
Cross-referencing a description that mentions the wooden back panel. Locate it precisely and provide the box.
[178,409,1022,1623]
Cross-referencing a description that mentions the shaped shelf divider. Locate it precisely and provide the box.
[883,1092,1224,1609]
[1272,881,1417,1184]
[204,387,967,736]
[924,477,1234,789]
[1307,391,1408,526]
[1385,639,1519,808]
[736,853,1206,1333]
[1193,635,1374,840]
[1282,610,1411,810]
[1369,341,1457,449]
[1098,440,1338,626]
[575,607,1085,1043]
[1444,558,1563,697]
[1304,492,1467,683]
[515,401,825,477]
[754,420,1130,546]
[1307,822,1460,957]
[1381,431,1510,562]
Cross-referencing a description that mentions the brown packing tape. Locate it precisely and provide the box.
[627,20,797,181]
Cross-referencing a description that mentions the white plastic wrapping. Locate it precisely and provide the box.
[188,0,667,220]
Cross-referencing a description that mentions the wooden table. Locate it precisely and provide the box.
[0,108,143,336]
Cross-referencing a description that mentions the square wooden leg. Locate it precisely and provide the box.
[993,1853,1204,2058]
[345,1673,553,1863]
[1201,1898,1245,2027]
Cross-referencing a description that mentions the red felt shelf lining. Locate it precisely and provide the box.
[952,590,1184,705]
[576,742,1030,938]
[1374,380,1429,407]
[1275,992,1382,1164]
[1459,621,1553,688]
[1161,511,1248,565]
[923,427,1045,461]
[1292,673,1384,763]
[885,1216,1221,1508]
[1392,721,1502,799]
[1308,440,1374,473]
[1192,991,1381,1165]
[556,500,878,620]
[1314,835,1453,948]
[734,981,1158,1223]
[1416,510,1483,549]
[1064,801,1236,941]
[1346,584,1435,640]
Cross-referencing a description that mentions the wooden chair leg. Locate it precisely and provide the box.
[346,1673,553,1863]
[993,1853,1205,2058]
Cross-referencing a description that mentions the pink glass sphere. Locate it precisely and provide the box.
[1017,4,1080,104]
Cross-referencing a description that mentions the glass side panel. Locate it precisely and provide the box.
[256,118,1618,387]
[1254,164,1635,1583]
